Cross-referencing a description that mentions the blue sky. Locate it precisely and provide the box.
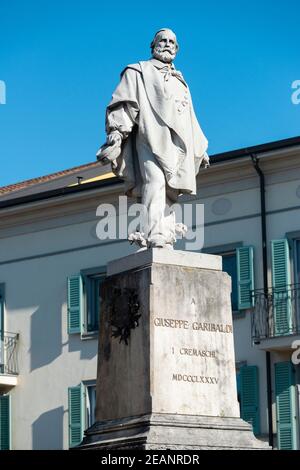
[0,0,299,187]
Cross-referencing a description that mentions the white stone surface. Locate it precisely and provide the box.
[82,414,269,449]
[96,257,239,422]
[107,248,222,276]
[150,263,239,417]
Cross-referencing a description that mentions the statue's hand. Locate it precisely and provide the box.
[96,131,123,164]
[107,130,122,147]
[96,150,109,165]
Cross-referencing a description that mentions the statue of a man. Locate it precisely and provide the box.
[97,28,209,249]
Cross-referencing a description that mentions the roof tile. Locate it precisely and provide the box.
[0,161,101,196]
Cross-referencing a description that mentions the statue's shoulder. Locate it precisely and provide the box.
[121,63,142,77]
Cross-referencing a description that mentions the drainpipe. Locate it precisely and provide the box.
[251,154,273,448]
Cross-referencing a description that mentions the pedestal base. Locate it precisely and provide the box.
[78,249,269,451]
[80,413,269,450]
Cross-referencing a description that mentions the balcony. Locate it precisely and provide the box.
[0,332,19,391]
[251,284,300,350]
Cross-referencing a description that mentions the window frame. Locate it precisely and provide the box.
[81,266,106,338]
[286,232,300,330]
[285,231,300,285]
[202,242,243,316]
[82,379,97,429]
[222,250,239,313]
[295,239,300,285]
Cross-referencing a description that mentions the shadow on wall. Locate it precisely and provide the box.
[30,276,65,371]
[68,334,98,360]
[29,292,63,372]
[32,406,64,450]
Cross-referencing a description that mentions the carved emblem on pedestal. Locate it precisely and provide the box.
[109,288,141,345]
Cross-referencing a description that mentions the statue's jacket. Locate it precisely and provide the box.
[106,59,208,197]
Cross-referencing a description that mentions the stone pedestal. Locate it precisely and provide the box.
[80,249,268,449]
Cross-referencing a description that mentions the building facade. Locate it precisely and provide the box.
[0,137,300,449]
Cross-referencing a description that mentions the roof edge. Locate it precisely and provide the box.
[0,177,122,210]
[211,136,300,163]
[0,136,299,210]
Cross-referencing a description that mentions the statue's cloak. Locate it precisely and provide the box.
[106,60,208,197]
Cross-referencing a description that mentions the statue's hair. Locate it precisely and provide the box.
[150,29,179,53]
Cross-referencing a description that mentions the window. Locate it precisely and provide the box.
[68,381,97,448]
[222,252,238,311]
[203,245,254,313]
[67,268,106,336]
[85,382,97,428]
[237,365,260,436]
[275,361,297,449]
[285,233,300,334]
[295,239,300,285]
[271,239,292,335]
[295,240,300,329]
[84,275,104,333]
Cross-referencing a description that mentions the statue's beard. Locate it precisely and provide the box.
[152,46,176,64]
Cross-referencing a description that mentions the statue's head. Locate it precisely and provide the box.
[150,28,179,64]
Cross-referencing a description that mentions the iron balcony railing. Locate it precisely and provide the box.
[0,332,19,375]
[251,284,300,342]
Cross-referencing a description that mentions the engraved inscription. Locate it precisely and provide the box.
[192,322,232,333]
[153,316,228,388]
[154,318,189,329]
[154,317,232,334]
[179,347,216,358]
[172,373,219,384]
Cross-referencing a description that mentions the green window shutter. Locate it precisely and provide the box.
[222,254,238,311]
[271,240,292,335]
[237,246,254,310]
[240,365,260,435]
[275,362,297,450]
[67,275,83,334]
[0,395,10,450]
[68,384,86,448]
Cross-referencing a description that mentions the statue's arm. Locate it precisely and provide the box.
[106,103,138,145]
[187,86,209,168]
[97,68,140,163]
[106,68,140,144]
